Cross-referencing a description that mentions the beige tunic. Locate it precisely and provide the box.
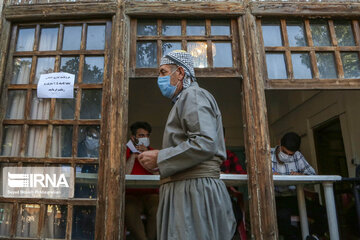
[157,82,236,240]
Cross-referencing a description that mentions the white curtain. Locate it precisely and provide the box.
[12,58,32,84]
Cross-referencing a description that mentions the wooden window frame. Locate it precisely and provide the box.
[130,18,242,79]
[0,19,112,239]
[258,17,360,89]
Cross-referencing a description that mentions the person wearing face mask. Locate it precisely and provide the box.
[138,50,236,240]
[78,127,100,158]
[125,121,158,240]
[271,132,325,240]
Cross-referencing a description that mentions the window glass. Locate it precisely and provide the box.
[316,53,337,79]
[266,53,287,79]
[0,125,22,156]
[213,42,233,67]
[16,28,35,51]
[137,20,157,36]
[12,58,32,84]
[187,42,208,68]
[136,42,157,68]
[34,57,55,84]
[77,126,100,158]
[30,90,50,120]
[287,20,307,47]
[26,126,47,157]
[186,20,205,36]
[75,164,98,198]
[72,206,96,239]
[80,90,102,119]
[6,90,26,119]
[162,20,181,36]
[16,204,40,238]
[39,27,58,51]
[51,125,73,157]
[334,21,355,46]
[86,25,105,50]
[262,20,283,47]
[61,57,80,83]
[310,20,331,46]
[162,42,181,56]
[292,53,312,79]
[54,90,77,120]
[83,57,104,83]
[341,52,360,79]
[63,26,82,50]
[211,20,230,36]
[0,203,12,237]
[43,205,67,239]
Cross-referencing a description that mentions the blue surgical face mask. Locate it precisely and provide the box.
[157,68,179,99]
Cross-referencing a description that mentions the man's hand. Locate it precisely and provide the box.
[136,144,148,152]
[138,150,159,171]
[290,171,303,175]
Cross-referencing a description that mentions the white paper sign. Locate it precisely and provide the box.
[37,72,75,99]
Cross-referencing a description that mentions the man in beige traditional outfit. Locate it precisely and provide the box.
[138,50,236,240]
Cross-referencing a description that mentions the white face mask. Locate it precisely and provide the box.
[137,137,150,147]
[278,150,294,163]
[85,136,99,150]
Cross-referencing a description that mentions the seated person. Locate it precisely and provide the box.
[271,132,326,240]
[221,128,247,240]
[125,122,158,240]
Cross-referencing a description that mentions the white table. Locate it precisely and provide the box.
[126,174,342,240]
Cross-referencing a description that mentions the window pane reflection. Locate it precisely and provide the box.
[43,205,67,239]
[1,125,22,157]
[39,28,58,51]
[75,165,98,198]
[72,206,96,239]
[310,20,331,46]
[83,57,104,83]
[137,20,157,36]
[211,20,230,35]
[16,28,35,51]
[0,203,12,237]
[186,20,205,36]
[162,42,181,56]
[30,90,50,120]
[54,91,76,120]
[334,21,355,46]
[341,52,360,79]
[86,25,105,50]
[316,53,337,79]
[287,20,307,47]
[292,53,312,79]
[61,57,79,83]
[26,126,47,157]
[266,53,287,79]
[77,126,100,158]
[35,57,55,84]
[16,204,40,238]
[262,20,282,47]
[162,20,181,36]
[80,90,102,119]
[136,42,157,68]
[51,126,73,157]
[63,26,82,50]
[12,58,32,84]
[187,42,207,68]
[6,90,26,119]
[213,42,232,67]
